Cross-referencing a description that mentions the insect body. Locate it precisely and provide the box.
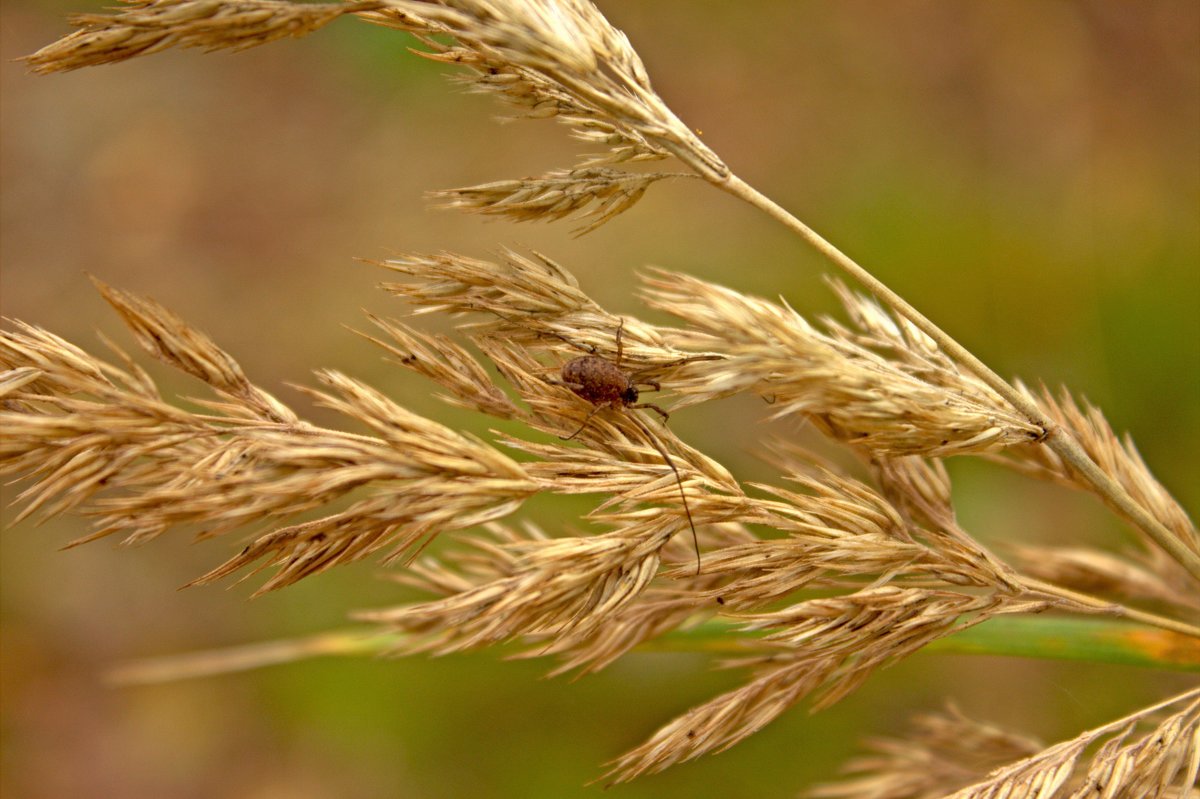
[559,354,669,434]
[554,320,701,574]
[562,355,639,408]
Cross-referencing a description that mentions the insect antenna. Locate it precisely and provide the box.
[624,412,701,576]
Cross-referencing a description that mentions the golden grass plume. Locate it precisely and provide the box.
[11,0,1200,791]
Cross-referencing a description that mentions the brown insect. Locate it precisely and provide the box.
[551,319,705,575]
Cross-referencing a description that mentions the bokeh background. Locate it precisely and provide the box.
[2,2,1198,797]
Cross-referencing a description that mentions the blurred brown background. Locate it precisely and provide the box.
[2,2,1197,797]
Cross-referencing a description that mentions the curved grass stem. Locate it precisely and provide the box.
[713,172,1200,583]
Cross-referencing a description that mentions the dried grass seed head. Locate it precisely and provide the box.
[640,269,1044,457]
[807,705,1046,799]
[2,285,542,588]
[377,0,729,179]
[25,0,385,73]
[357,519,677,656]
[430,167,691,236]
[1009,382,1198,550]
[28,0,725,232]
[942,689,1200,799]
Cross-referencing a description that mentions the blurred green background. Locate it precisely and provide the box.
[2,2,1197,797]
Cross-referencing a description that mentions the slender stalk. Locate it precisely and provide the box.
[920,616,1200,670]
[1018,576,1200,639]
[110,604,1200,686]
[711,171,1200,583]
[107,628,393,684]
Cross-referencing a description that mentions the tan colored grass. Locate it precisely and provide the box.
[807,704,1046,799]
[11,0,1200,791]
[943,688,1200,799]
[429,167,692,236]
[639,270,1044,456]
[811,689,1200,799]
[1,292,538,581]
[3,250,1195,785]
[25,0,384,73]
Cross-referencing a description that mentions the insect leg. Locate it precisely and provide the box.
[550,333,596,355]
[614,317,625,369]
[629,402,670,423]
[546,376,586,391]
[479,307,600,355]
[560,403,605,441]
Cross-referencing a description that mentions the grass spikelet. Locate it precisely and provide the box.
[1009,383,1198,548]
[358,521,674,655]
[640,270,1044,456]
[429,167,690,235]
[24,0,383,74]
[91,276,297,423]
[942,688,1200,799]
[806,705,1047,799]
[602,658,827,784]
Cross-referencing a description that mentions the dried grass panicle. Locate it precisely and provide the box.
[603,658,826,784]
[806,705,1047,799]
[28,0,717,228]
[4,247,1193,784]
[367,0,728,180]
[639,270,1043,457]
[1,295,538,585]
[408,35,670,166]
[24,0,382,74]
[1009,383,1198,548]
[27,0,720,172]
[941,688,1200,799]
[356,314,523,420]
[92,277,298,424]
[429,167,690,236]
[15,0,1200,789]
[376,249,722,374]
[358,520,676,656]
